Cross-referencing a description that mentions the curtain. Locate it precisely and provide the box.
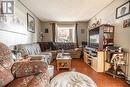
[52,23,55,42]
[75,23,79,47]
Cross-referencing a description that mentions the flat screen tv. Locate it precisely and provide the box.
[89,34,99,47]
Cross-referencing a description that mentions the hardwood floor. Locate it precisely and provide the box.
[51,59,129,87]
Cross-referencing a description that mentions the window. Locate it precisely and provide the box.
[55,24,76,43]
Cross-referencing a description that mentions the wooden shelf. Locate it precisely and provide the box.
[105,71,125,79]
[104,51,129,80]
[89,24,114,49]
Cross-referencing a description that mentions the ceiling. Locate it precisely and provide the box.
[19,0,114,22]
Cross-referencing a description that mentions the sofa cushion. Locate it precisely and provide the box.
[0,65,14,87]
[16,43,41,56]
[12,61,48,78]
[48,42,58,50]
[0,42,14,70]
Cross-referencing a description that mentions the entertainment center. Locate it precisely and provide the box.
[84,24,114,72]
[84,24,129,83]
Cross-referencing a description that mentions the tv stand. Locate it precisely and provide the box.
[84,46,105,72]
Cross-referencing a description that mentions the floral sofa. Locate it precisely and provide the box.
[0,42,50,87]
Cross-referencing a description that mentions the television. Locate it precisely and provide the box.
[89,34,99,47]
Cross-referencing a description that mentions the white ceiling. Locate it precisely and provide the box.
[19,0,114,22]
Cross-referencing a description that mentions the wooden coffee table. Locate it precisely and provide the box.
[56,53,72,71]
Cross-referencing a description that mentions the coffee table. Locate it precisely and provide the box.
[56,53,72,71]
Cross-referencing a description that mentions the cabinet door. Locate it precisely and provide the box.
[92,58,97,71]
[84,52,88,63]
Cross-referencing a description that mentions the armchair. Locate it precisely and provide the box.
[0,42,50,87]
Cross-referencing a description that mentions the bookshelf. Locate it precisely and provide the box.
[89,24,114,50]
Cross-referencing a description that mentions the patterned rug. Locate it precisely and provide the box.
[50,71,97,87]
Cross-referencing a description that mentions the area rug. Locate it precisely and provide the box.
[50,71,97,87]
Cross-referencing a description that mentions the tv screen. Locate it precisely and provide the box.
[90,34,99,44]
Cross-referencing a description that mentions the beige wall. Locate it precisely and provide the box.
[77,22,88,46]
[41,22,53,42]
[0,0,41,46]
[88,0,130,79]
[41,22,88,46]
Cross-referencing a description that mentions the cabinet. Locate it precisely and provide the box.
[83,51,88,63]
[84,48,105,72]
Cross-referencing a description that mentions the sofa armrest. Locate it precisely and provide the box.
[11,60,48,78]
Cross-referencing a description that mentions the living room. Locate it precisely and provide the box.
[0,0,130,87]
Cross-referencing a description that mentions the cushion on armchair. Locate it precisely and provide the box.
[0,65,14,87]
[6,73,50,87]
[28,73,50,87]
[6,75,35,87]
[12,61,48,78]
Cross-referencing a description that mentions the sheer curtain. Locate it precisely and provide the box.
[55,23,76,43]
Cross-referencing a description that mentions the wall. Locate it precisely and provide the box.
[77,22,88,46]
[41,22,53,42]
[88,0,130,79]
[41,22,88,46]
[0,0,41,46]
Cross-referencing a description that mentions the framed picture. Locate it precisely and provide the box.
[27,13,35,33]
[45,28,49,33]
[123,18,130,28]
[81,29,85,34]
[116,1,130,19]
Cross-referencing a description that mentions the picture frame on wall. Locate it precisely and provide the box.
[45,28,49,33]
[116,1,130,19]
[123,18,130,28]
[27,13,35,33]
[81,29,85,34]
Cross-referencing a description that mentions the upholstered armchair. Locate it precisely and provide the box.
[0,42,50,87]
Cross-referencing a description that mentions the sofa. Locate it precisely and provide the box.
[15,43,54,64]
[39,42,81,58]
[0,42,50,87]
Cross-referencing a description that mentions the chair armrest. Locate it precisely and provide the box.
[11,60,48,78]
